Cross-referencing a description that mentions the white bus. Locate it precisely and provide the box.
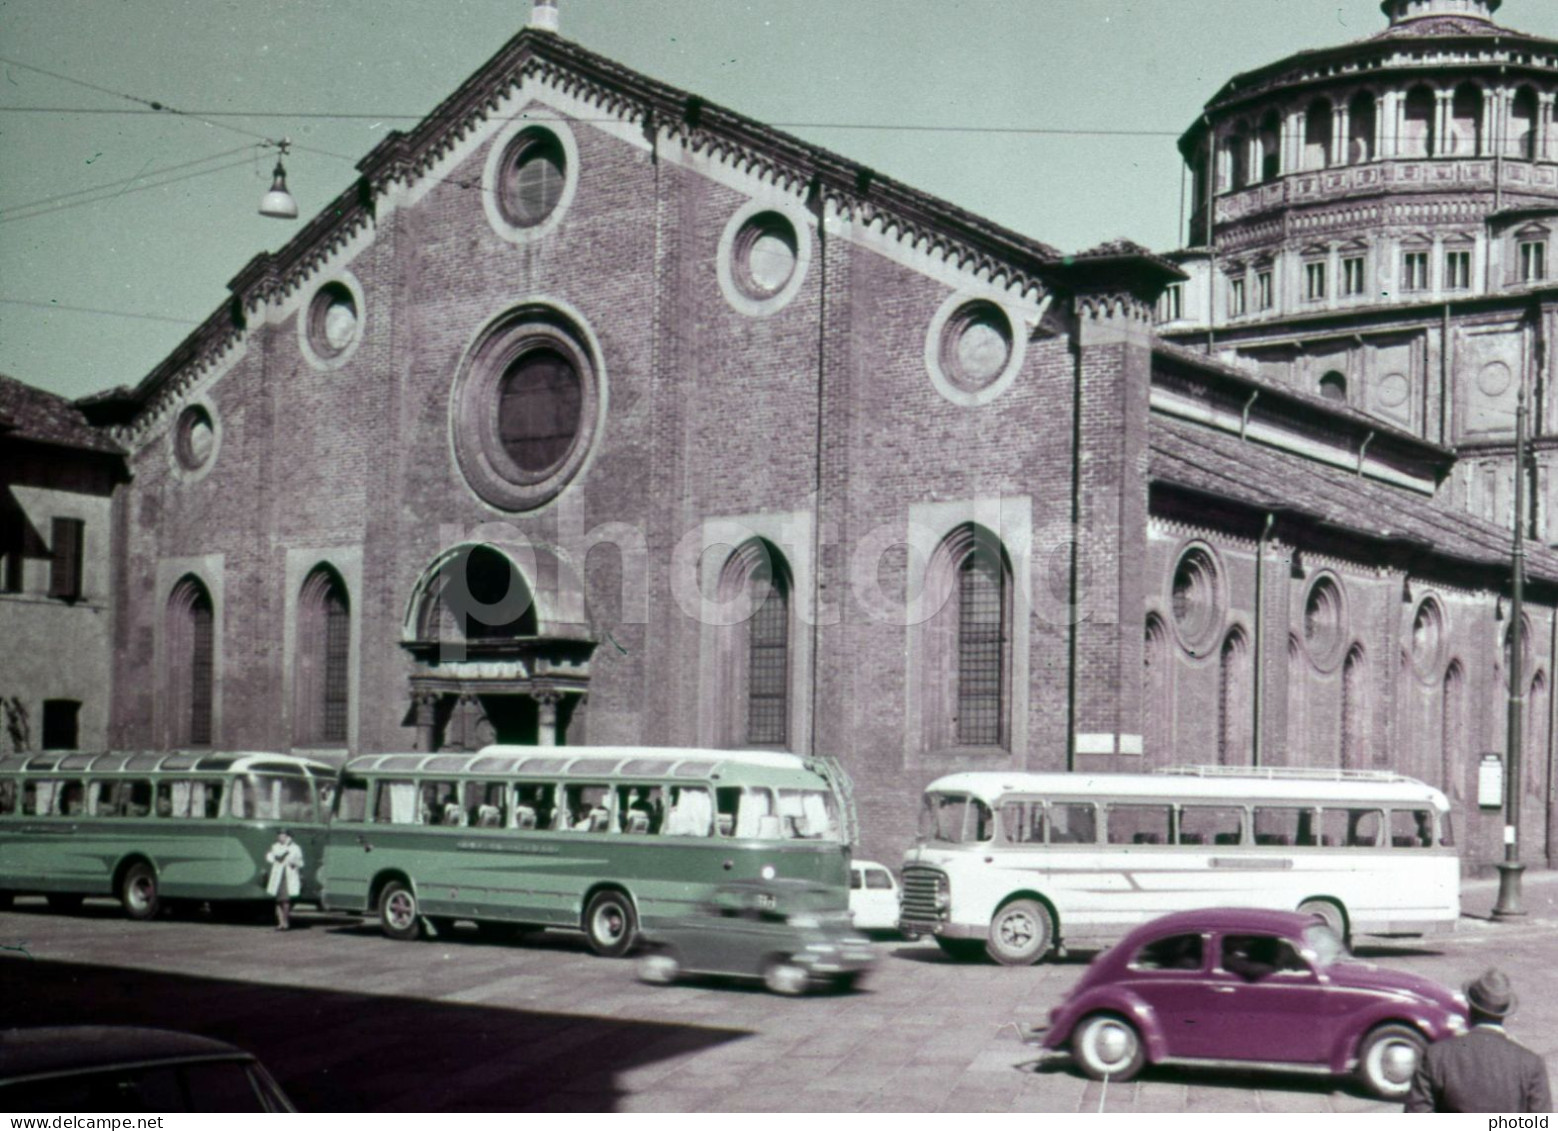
[898,767,1458,965]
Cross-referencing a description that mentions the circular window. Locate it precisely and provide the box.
[309,282,359,357]
[498,129,566,229]
[174,404,215,471]
[451,304,605,512]
[1409,597,1444,681]
[1168,546,1222,654]
[941,301,1012,393]
[498,348,583,475]
[1303,575,1347,669]
[733,212,798,299]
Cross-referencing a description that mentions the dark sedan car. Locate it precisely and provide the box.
[0,1026,295,1111]
[1038,907,1467,1099]
[636,878,877,995]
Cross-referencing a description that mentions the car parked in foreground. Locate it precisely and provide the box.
[849,860,905,933]
[637,878,877,995]
[0,1026,296,1111]
[1037,907,1467,1099]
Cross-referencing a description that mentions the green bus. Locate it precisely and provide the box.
[0,751,337,920]
[321,745,855,955]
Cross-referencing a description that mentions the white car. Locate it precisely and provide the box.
[849,860,904,933]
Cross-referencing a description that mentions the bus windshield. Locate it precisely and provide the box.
[920,792,994,844]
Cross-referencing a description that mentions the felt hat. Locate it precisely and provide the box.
[1464,968,1517,1018]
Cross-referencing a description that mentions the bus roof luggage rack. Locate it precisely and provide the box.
[1153,765,1417,783]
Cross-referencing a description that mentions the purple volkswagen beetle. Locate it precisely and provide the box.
[1039,908,1467,1099]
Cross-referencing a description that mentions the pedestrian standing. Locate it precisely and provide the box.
[1405,968,1551,1113]
[264,829,304,931]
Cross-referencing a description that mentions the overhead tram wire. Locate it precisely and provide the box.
[0,145,260,222]
[0,297,199,328]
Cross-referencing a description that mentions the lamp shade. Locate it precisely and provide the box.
[259,158,298,219]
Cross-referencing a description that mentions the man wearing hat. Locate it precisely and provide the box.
[1405,969,1550,1112]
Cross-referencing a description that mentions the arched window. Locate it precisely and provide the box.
[1526,671,1548,801]
[1223,128,1249,191]
[297,565,350,746]
[419,545,538,643]
[1218,628,1250,765]
[1319,371,1348,403]
[924,524,1012,749]
[1510,87,1539,160]
[1348,91,1376,163]
[717,539,792,748]
[167,575,214,747]
[1304,100,1333,170]
[1258,112,1281,182]
[1342,646,1367,769]
[1402,86,1435,158]
[1449,84,1481,156]
[1442,661,1466,801]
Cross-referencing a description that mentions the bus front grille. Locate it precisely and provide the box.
[900,866,946,924]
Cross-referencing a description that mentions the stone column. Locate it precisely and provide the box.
[534,689,561,747]
[1284,109,1305,175]
[413,691,439,752]
[1436,90,1453,158]
[1539,94,1556,162]
[1333,104,1350,166]
[1376,92,1389,160]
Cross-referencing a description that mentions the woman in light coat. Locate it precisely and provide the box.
[265,829,305,931]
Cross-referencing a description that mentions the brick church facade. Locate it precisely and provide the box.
[5,0,1558,871]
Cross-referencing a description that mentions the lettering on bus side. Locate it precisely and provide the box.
[455,839,560,855]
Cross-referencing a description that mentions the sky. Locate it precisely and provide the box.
[7,0,1558,402]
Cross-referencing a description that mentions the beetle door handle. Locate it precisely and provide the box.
[1213,985,1237,994]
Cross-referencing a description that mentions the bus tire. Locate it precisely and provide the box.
[1073,1013,1145,1082]
[120,863,160,921]
[46,893,84,914]
[583,890,637,957]
[986,899,1053,966]
[378,880,423,942]
[1297,898,1349,945]
[1355,1023,1424,1100]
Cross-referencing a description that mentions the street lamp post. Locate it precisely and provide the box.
[1493,383,1527,920]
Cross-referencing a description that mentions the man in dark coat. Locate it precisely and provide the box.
[1405,968,1551,1113]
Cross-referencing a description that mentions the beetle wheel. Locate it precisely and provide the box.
[637,950,682,985]
[763,959,809,996]
[1356,1023,1424,1100]
[1073,1013,1145,1082]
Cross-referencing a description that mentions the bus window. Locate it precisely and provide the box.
[620,786,661,835]
[920,793,994,845]
[87,781,116,818]
[335,777,369,823]
[1252,806,1315,846]
[1049,802,1097,844]
[420,781,463,827]
[467,782,505,828]
[663,786,713,836]
[122,780,152,817]
[1179,805,1243,847]
[1319,807,1383,848]
[0,779,13,815]
[252,775,316,823]
[375,780,419,824]
[156,780,220,819]
[561,784,614,832]
[57,780,85,816]
[514,784,553,830]
[777,789,839,840]
[1390,808,1434,848]
[1000,799,1046,844]
[1107,804,1171,846]
[715,786,778,837]
[316,780,336,819]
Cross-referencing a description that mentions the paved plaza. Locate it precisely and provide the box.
[3,873,1557,1112]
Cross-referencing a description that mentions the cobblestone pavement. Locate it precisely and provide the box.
[3,873,1557,1112]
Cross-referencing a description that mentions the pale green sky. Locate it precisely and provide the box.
[5,0,1558,400]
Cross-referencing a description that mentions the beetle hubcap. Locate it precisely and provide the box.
[1091,1022,1134,1067]
[1380,1041,1417,1084]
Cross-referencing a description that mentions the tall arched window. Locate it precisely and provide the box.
[1304,100,1333,170]
[1402,86,1436,158]
[1144,616,1171,766]
[924,524,1012,750]
[1448,84,1482,156]
[1442,661,1466,801]
[1258,111,1281,182]
[1223,128,1249,191]
[297,565,350,746]
[1342,646,1367,769]
[167,575,214,747]
[717,539,792,748]
[1348,91,1376,163]
[1510,87,1539,160]
[1526,671,1548,802]
[1218,628,1251,765]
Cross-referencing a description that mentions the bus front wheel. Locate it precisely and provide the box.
[986,899,1053,966]
[379,881,423,941]
[121,863,160,921]
[583,890,637,957]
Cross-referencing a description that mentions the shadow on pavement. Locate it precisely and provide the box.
[1,957,750,1112]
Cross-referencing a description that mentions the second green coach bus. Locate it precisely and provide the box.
[321,745,854,955]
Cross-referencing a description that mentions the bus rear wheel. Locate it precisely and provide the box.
[1297,898,1349,945]
[378,881,423,941]
[986,899,1053,966]
[583,890,637,957]
[121,863,160,921]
